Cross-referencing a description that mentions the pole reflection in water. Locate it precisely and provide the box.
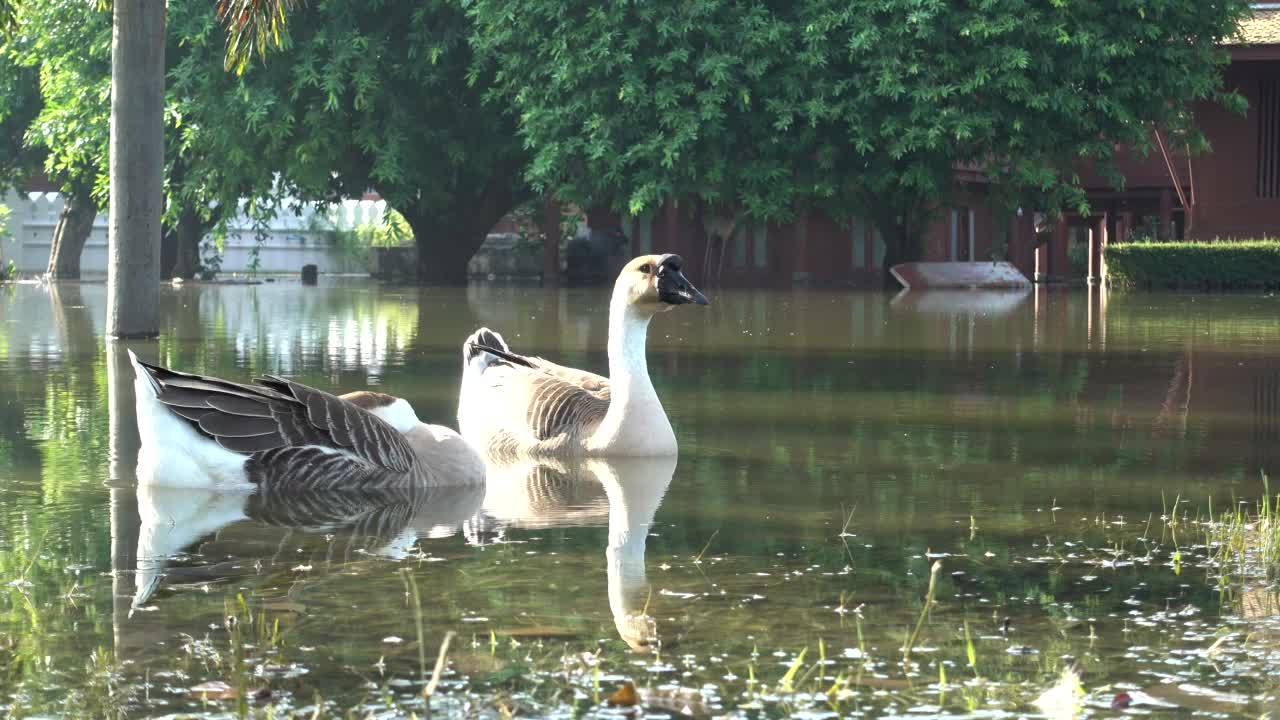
[107,339,145,656]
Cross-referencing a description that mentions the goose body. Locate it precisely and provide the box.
[458,254,707,458]
[129,351,484,490]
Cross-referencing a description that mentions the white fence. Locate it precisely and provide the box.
[0,191,389,276]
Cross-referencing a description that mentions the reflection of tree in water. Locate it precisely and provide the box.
[159,283,426,378]
[0,288,117,711]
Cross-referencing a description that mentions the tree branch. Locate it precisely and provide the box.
[216,0,303,75]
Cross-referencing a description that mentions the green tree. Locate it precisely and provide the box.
[3,0,107,279]
[0,48,41,192]
[469,1,800,235]
[791,0,1250,272]
[470,0,1251,275]
[4,0,293,280]
[7,0,524,286]
[256,0,528,283]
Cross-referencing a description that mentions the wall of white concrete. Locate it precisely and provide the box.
[0,191,386,276]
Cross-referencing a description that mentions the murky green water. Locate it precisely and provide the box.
[2,280,1279,718]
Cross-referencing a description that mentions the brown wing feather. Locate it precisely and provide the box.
[263,377,415,473]
[525,373,610,441]
[526,356,611,398]
[135,358,414,473]
[471,338,612,446]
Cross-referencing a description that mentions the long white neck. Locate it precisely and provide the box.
[607,291,654,402]
[588,290,674,453]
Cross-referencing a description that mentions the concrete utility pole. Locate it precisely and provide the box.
[105,0,165,338]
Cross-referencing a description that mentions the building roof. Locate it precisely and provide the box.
[1229,5,1280,46]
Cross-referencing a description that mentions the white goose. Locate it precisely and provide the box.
[458,254,708,457]
[129,351,484,490]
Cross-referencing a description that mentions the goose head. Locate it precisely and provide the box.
[340,391,421,432]
[614,254,709,314]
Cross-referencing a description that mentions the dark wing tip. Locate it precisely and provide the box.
[465,328,513,364]
[467,341,535,369]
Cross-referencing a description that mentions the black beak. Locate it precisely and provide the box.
[656,254,710,306]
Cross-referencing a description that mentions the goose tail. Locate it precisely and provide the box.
[128,349,162,397]
[463,327,510,377]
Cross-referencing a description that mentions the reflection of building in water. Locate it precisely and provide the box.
[1254,367,1280,475]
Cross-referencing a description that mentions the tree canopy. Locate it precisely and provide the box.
[470,1,804,222]
[0,52,39,193]
[470,0,1252,265]
[247,0,529,281]
[8,0,110,202]
[1,0,1257,279]
[176,0,532,282]
[2,0,529,282]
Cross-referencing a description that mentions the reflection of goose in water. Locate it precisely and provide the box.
[475,455,676,650]
[129,352,483,490]
[132,479,484,609]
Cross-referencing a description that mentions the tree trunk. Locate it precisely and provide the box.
[45,191,97,280]
[408,216,489,285]
[540,197,563,286]
[160,226,177,280]
[169,205,204,279]
[106,0,165,339]
[403,172,522,285]
[875,214,922,288]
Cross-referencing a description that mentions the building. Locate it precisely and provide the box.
[567,5,1280,289]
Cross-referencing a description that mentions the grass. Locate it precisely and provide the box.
[10,483,1280,717]
[902,560,943,663]
[1208,472,1280,582]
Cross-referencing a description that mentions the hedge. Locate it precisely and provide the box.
[1104,240,1280,290]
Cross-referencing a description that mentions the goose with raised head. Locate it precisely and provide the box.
[458,254,708,457]
[129,351,484,490]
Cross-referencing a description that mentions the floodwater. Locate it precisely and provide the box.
[1,280,1279,718]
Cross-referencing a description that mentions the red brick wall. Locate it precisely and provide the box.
[1078,59,1280,240]
[1187,60,1280,238]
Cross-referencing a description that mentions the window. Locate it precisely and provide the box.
[1259,75,1280,198]
[753,223,768,268]
[950,208,973,261]
[636,214,652,252]
[850,216,866,268]
[622,214,653,252]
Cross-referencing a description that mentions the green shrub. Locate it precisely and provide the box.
[355,209,413,249]
[1105,239,1280,290]
[311,207,414,267]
